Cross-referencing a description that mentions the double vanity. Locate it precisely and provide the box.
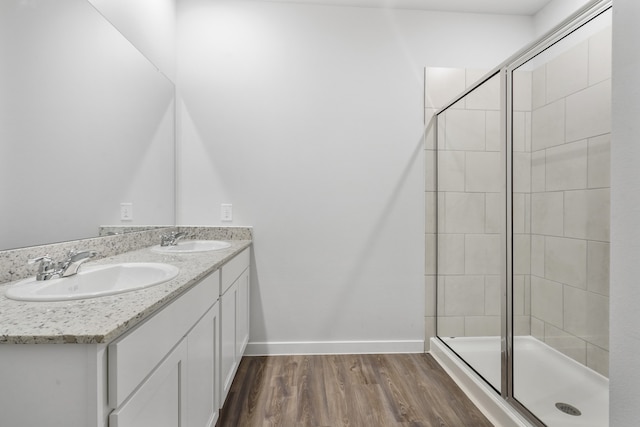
[0,228,252,427]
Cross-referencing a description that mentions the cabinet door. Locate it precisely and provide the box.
[109,339,188,427]
[236,268,250,359]
[220,280,238,406]
[187,303,220,427]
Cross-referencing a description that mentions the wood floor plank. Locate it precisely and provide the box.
[217,353,494,427]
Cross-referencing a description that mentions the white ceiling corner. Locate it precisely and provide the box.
[257,0,554,15]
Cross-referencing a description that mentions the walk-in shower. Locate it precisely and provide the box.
[427,1,611,426]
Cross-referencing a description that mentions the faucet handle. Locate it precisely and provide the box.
[28,255,53,265]
[28,255,57,280]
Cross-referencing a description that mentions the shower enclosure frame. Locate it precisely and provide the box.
[432,1,612,425]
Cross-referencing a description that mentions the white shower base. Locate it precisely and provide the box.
[431,336,609,427]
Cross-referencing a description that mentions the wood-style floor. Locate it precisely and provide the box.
[217,353,493,427]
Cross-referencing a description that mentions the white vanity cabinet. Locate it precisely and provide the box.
[219,247,251,406]
[0,245,251,427]
[108,270,220,427]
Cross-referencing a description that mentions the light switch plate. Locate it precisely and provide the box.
[221,204,232,222]
[120,203,133,221]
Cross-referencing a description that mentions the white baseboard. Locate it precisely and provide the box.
[245,339,424,356]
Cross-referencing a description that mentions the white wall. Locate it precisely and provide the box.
[176,0,533,354]
[610,0,640,424]
[88,0,176,81]
[533,0,592,37]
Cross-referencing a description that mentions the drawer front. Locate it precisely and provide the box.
[109,338,188,427]
[220,248,250,295]
[108,271,219,408]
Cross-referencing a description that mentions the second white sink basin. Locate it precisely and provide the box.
[4,262,179,302]
[151,240,231,254]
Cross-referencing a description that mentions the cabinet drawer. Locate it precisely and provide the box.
[108,271,219,408]
[220,248,250,295]
[109,338,188,427]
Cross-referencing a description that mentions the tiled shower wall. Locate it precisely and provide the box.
[424,25,610,377]
[524,26,611,377]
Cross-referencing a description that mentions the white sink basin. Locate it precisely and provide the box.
[4,262,179,302]
[151,240,231,254]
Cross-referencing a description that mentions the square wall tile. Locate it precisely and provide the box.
[545,140,588,191]
[514,316,531,336]
[545,40,589,103]
[531,234,545,277]
[587,241,610,296]
[514,234,531,275]
[565,79,611,143]
[564,188,610,241]
[437,275,445,315]
[532,99,565,151]
[513,112,526,152]
[525,113,532,152]
[425,192,436,233]
[587,343,609,377]
[425,150,436,191]
[531,150,546,193]
[443,275,485,316]
[513,152,531,193]
[425,317,436,346]
[437,113,447,150]
[425,109,437,149]
[587,292,609,350]
[438,151,465,192]
[544,323,586,365]
[426,233,436,275]
[425,275,436,317]
[437,192,446,232]
[531,192,564,236]
[588,27,612,85]
[485,275,501,316]
[513,70,532,112]
[425,67,466,109]
[588,134,611,189]
[524,275,531,316]
[563,286,609,350]
[485,193,502,234]
[445,109,486,151]
[465,316,501,336]
[513,275,525,316]
[465,234,502,275]
[532,65,546,110]
[437,234,465,275]
[513,193,526,234]
[531,316,545,340]
[486,110,501,152]
[531,276,564,329]
[445,192,485,233]
[437,316,465,337]
[465,71,501,111]
[545,236,587,288]
[465,152,502,193]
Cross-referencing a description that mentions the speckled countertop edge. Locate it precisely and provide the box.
[0,240,252,345]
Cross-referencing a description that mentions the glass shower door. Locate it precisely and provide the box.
[436,72,504,393]
[510,7,611,426]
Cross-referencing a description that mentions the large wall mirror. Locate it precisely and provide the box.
[0,0,175,251]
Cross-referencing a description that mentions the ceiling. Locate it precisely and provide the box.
[260,0,555,15]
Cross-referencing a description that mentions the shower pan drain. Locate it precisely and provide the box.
[555,402,582,416]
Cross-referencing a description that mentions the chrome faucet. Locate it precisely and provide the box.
[28,255,58,281]
[160,231,187,247]
[28,249,97,281]
[60,250,97,277]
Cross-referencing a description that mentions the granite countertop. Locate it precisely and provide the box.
[0,240,252,344]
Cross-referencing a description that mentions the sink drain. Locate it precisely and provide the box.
[555,402,581,416]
